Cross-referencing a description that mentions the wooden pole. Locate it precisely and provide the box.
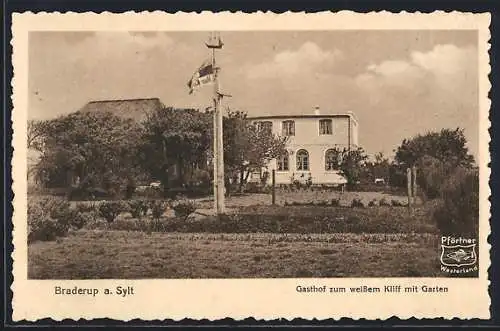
[407,167,412,214]
[212,95,218,212]
[272,169,276,205]
[412,166,417,205]
[208,34,225,214]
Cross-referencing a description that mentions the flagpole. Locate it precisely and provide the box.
[207,33,225,214]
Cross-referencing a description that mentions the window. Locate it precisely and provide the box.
[257,121,273,133]
[325,149,341,171]
[277,151,289,171]
[282,120,295,136]
[319,119,333,135]
[296,149,309,171]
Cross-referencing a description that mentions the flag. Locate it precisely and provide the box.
[187,60,215,94]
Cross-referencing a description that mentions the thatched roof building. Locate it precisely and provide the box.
[80,97,164,122]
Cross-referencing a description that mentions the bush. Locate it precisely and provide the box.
[28,217,68,243]
[391,199,404,207]
[331,198,340,207]
[172,200,197,219]
[379,198,391,206]
[433,167,479,237]
[128,200,150,218]
[351,198,364,208]
[98,201,127,223]
[28,197,72,243]
[149,206,437,234]
[75,202,96,214]
[42,198,88,230]
[368,199,377,207]
[417,155,448,200]
[150,200,168,220]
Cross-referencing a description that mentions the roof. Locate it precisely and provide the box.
[80,98,164,122]
[248,112,358,124]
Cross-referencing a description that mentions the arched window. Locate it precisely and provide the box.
[325,149,341,171]
[296,149,309,171]
[277,151,289,171]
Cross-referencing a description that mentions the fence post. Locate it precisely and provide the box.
[407,167,412,214]
[412,166,417,205]
[272,169,276,205]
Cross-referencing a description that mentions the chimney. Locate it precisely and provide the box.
[314,106,321,115]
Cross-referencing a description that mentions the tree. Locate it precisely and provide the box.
[364,152,390,183]
[34,111,144,196]
[223,110,288,192]
[140,107,212,195]
[394,128,475,169]
[27,119,49,151]
[324,147,368,186]
[393,128,476,198]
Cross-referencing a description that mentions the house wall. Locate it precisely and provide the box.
[250,115,358,185]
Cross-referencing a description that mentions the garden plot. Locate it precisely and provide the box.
[194,190,412,209]
[29,231,441,279]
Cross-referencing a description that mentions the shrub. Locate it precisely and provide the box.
[368,199,377,207]
[379,198,391,206]
[98,201,127,223]
[433,167,479,237]
[75,202,96,214]
[128,200,150,218]
[28,217,68,243]
[70,212,92,230]
[417,155,449,200]
[172,200,197,220]
[331,198,340,207]
[28,197,71,243]
[150,200,168,220]
[154,206,436,234]
[350,198,364,208]
[391,199,404,207]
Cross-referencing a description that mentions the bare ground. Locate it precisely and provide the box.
[28,231,442,279]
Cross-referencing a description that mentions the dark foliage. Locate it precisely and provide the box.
[433,167,479,237]
[98,201,127,223]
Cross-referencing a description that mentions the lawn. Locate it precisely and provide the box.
[28,192,445,279]
[194,190,411,209]
[28,231,442,279]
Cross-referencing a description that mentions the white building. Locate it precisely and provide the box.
[248,108,359,186]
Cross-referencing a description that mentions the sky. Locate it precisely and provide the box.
[28,30,479,160]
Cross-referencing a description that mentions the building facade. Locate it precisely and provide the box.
[248,110,359,186]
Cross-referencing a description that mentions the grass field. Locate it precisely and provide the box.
[28,231,442,279]
[27,191,447,279]
[194,191,411,209]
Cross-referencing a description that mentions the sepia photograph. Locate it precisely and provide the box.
[10,10,492,322]
[25,28,483,280]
